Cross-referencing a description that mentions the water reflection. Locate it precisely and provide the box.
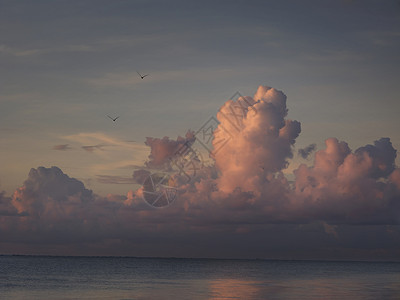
[208,279,261,299]
[206,274,400,300]
[2,256,400,300]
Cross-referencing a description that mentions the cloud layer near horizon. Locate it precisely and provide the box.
[1,85,399,259]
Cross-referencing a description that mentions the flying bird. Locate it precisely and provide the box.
[137,71,149,79]
[107,115,120,122]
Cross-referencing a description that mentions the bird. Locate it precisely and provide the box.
[137,71,149,79]
[107,115,119,122]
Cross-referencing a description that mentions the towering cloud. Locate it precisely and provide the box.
[212,86,300,194]
[1,85,399,258]
[170,86,400,226]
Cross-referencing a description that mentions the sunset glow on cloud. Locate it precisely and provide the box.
[1,85,399,259]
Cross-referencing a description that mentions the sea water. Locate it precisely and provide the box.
[1,255,399,299]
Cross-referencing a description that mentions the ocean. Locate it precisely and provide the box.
[1,255,399,299]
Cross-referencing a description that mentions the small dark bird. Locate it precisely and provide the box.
[107,115,119,122]
[137,71,149,79]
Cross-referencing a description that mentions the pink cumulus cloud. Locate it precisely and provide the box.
[1,85,399,259]
[292,137,400,224]
[213,86,300,194]
[144,131,196,170]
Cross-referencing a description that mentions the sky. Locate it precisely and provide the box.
[0,0,400,260]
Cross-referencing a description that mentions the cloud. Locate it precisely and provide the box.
[136,86,399,227]
[292,137,400,224]
[63,132,146,151]
[0,191,18,216]
[96,175,135,184]
[0,44,44,56]
[298,143,316,159]
[0,43,96,57]
[1,85,400,259]
[132,85,400,227]
[57,132,149,176]
[52,144,72,151]
[144,131,196,170]
[82,144,106,153]
[354,137,396,179]
[11,166,93,218]
[132,169,151,184]
[213,86,301,194]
